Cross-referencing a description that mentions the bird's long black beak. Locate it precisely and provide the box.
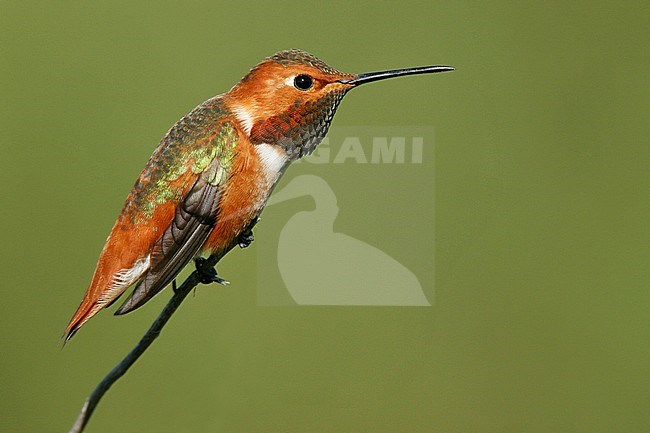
[340,65,454,86]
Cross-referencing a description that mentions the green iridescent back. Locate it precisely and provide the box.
[121,97,237,224]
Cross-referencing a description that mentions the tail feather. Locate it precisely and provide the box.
[114,279,156,316]
[64,300,103,342]
[114,262,181,316]
[63,254,151,342]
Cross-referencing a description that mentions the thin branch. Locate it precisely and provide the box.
[68,262,208,433]
[68,217,257,433]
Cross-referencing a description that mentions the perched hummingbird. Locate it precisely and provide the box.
[64,49,453,340]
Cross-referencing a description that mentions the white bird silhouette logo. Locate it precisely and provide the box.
[268,174,430,306]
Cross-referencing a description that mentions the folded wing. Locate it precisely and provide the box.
[115,158,224,314]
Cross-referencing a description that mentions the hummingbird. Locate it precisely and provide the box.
[64,49,453,341]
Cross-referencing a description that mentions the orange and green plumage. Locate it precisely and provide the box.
[66,99,242,336]
[65,49,453,340]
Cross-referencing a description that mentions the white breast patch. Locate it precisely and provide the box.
[255,142,288,185]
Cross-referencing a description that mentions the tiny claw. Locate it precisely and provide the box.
[172,279,178,293]
[238,230,254,248]
[213,275,230,285]
[194,257,230,285]
[238,217,259,248]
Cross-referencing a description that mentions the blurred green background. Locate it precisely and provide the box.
[1,1,648,432]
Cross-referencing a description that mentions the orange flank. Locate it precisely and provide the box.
[201,129,273,256]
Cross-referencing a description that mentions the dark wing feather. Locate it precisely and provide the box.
[115,158,223,315]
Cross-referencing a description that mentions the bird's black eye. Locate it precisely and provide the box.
[294,74,313,91]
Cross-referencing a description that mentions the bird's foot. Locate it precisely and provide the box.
[238,229,254,248]
[238,217,259,248]
[194,257,230,285]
